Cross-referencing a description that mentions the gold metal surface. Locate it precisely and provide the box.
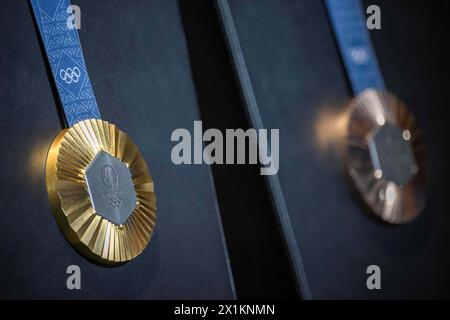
[343,89,427,224]
[46,119,156,264]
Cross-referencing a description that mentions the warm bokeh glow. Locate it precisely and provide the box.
[315,107,350,151]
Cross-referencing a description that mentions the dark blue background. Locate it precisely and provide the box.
[0,0,449,299]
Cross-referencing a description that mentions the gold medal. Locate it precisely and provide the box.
[343,89,427,224]
[46,120,156,264]
[31,0,157,264]
[323,0,429,224]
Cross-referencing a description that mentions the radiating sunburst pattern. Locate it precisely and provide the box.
[46,119,156,264]
[344,89,427,224]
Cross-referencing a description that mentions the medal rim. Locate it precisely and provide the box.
[46,119,157,265]
[342,89,428,224]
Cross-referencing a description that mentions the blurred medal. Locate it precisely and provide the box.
[325,0,427,224]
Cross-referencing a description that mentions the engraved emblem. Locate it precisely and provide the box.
[368,124,417,186]
[102,165,118,188]
[348,46,371,66]
[59,67,81,84]
[84,151,137,225]
[101,165,123,208]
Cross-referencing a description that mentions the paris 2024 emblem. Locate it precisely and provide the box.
[101,165,124,209]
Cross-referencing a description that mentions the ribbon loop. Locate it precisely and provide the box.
[325,0,385,93]
[31,0,101,126]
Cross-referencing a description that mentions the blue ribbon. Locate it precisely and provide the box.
[31,0,101,127]
[325,0,385,94]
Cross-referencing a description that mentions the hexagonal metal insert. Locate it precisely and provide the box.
[368,123,417,186]
[85,151,137,225]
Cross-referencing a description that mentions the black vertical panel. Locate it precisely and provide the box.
[178,0,298,299]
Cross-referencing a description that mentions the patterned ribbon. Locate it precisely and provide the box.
[31,0,101,126]
[325,0,385,94]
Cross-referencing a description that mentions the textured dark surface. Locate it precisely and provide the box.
[226,0,450,298]
[0,0,234,299]
[178,0,298,299]
[1,0,449,300]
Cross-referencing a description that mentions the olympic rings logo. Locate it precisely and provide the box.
[59,67,81,84]
[348,47,371,66]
